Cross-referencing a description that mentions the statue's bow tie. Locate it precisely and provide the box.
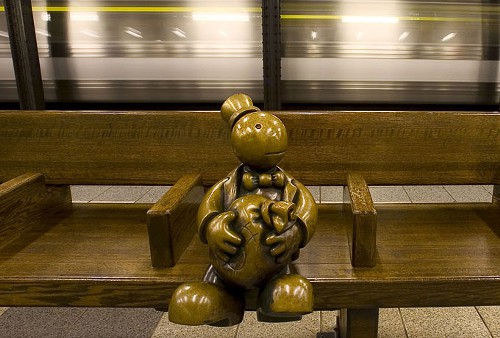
[242,170,286,191]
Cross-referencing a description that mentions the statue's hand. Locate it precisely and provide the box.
[206,211,241,263]
[265,222,302,264]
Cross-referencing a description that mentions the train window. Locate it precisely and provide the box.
[0,10,19,103]
[33,5,50,50]
[281,0,499,106]
[9,0,263,105]
[0,11,11,55]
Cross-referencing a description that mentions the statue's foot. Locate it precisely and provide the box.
[168,282,244,326]
[257,274,313,322]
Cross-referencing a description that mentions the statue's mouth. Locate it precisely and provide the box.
[265,151,286,156]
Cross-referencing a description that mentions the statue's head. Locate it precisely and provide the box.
[221,94,288,171]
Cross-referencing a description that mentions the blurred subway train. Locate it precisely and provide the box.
[0,0,498,108]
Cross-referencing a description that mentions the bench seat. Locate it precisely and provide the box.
[0,109,498,337]
[1,203,498,309]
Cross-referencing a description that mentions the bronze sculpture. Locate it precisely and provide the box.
[168,94,318,326]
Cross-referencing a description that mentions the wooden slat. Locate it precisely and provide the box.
[147,174,203,268]
[0,173,71,249]
[0,111,499,186]
[0,204,498,308]
[343,174,377,267]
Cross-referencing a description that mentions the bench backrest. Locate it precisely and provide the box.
[0,110,499,186]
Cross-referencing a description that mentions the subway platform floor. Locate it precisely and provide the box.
[0,185,498,338]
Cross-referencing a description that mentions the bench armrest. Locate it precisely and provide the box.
[0,173,72,249]
[343,173,377,267]
[147,174,204,268]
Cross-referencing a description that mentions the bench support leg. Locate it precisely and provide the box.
[338,308,379,338]
[494,185,499,206]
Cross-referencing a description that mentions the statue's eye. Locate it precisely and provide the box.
[255,123,262,130]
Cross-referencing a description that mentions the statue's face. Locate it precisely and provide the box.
[231,112,288,171]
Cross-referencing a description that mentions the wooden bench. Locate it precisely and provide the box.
[0,109,499,337]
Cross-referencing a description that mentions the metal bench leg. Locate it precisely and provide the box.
[338,308,379,338]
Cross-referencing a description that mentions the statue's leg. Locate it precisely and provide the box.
[257,266,313,322]
[168,265,245,326]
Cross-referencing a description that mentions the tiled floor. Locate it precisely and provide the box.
[67,184,495,205]
[0,306,498,338]
[0,185,497,337]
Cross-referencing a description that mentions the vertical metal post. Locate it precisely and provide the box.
[262,0,281,110]
[4,0,45,110]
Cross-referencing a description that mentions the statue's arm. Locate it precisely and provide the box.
[197,178,228,244]
[292,180,318,247]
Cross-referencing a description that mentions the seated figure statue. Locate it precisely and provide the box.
[168,94,318,326]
